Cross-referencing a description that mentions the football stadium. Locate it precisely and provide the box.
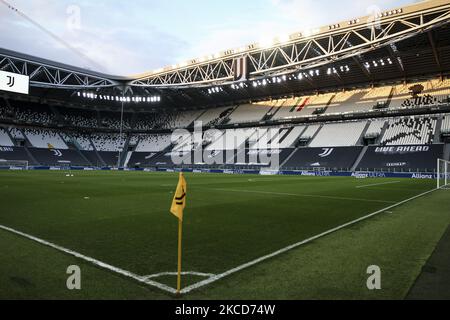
[1,0,450,304]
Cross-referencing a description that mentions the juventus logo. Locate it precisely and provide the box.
[233,56,248,81]
[7,76,15,88]
[319,148,334,158]
[52,149,63,157]
[175,187,186,205]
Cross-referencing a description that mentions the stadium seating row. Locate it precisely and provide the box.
[1,79,449,130]
[381,118,437,146]
[23,128,68,150]
[309,122,366,147]
[442,115,450,134]
[2,115,446,152]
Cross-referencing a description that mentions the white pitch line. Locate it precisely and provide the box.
[180,188,437,294]
[356,181,401,189]
[207,188,396,204]
[143,271,216,281]
[0,224,177,295]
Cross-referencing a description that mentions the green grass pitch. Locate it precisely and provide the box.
[0,170,449,299]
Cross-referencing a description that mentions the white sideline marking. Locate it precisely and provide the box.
[0,224,177,294]
[180,188,437,294]
[208,188,396,204]
[356,181,401,189]
[143,271,216,281]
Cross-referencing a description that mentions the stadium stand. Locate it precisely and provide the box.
[96,151,121,166]
[135,134,172,152]
[0,146,33,162]
[279,126,305,148]
[133,111,201,130]
[354,86,392,112]
[134,113,160,130]
[91,133,126,152]
[246,126,304,150]
[389,79,450,109]
[309,121,367,147]
[357,144,444,172]
[0,75,448,171]
[283,147,363,170]
[0,127,14,146]
[10,102,56,125]
[442,116,450,134]
[23,128,68,149]
[61,133,94,151]
[28,148,89,167]
[380,117,437,146]
[60,107,98,128]
[301,125,321,140]
[233,149,295,168]
[298,93,334,116]
[271,86,395,119]
[271,98,297,120]
[167,110,204,128]
[206,128,255,151]
[0,104,12,120]
[195,106,234,126]
[227,104,272,124]
[99,111,132,129]
[365,120,386,139]
[324,90,362,115]
[8,127,25,140]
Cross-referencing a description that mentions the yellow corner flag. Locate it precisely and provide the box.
[170,172,187,221]
[170,172,187,295]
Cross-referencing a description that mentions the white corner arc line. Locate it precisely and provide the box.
[180,188,437,294]
[143,271,216,281]
[0,224,178,295]
[356,181,401,189]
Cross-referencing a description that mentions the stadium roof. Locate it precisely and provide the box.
[0,0,449,112]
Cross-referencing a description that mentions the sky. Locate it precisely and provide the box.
[0,0,420,76]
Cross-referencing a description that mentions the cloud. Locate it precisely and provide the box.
[0,0,188,75]
[0,0,418,75]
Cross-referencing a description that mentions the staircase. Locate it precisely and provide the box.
[130,112,138,130]
[262,100,281,122]
[434,117,443,143]
[49,105,64,125]
[5,128,16,146]
[220,106,239,125]
[24,146,39,166]
[280,148,299,169]
[358,121,371,144]
[89,137,106,167]
[119,134,132,167]
[377,121,390,145]
[351,146,369,172]
[385,87,395,108]
[123,151,133,168]
[307,124,324,147]
[189,110,207,127]
[318,94,336,114]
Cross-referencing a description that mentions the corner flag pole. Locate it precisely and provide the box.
[170,172,187,296]
[177,218,183,294]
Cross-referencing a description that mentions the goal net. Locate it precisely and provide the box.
[437,159,450,189]
[0,160,29,170]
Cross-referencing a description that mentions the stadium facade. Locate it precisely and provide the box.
[0,0,450,177]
